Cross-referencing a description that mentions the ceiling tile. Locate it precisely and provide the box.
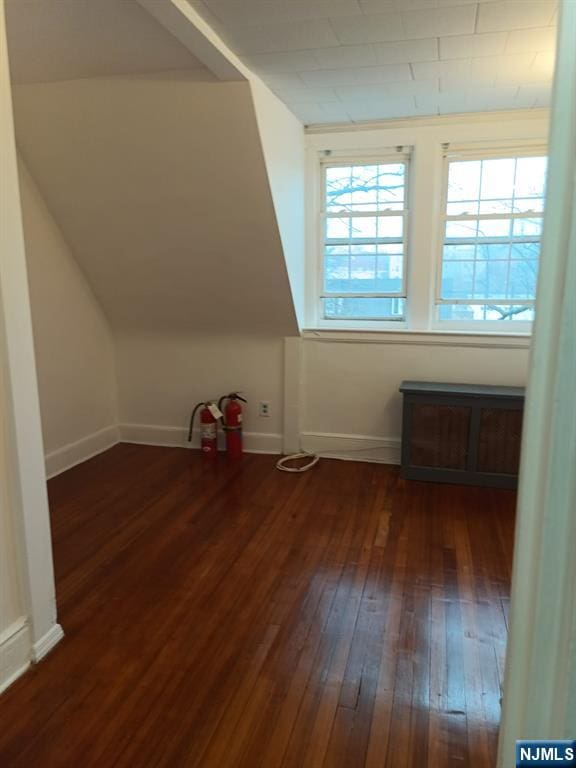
[330,12,405,44]
[193,0,558,125]
[334,83,396,100]
[219,25,274,54]
[358,0,397,14]
[300,63,412,86]
[232,19,341,54]
[383,78,440,97]
[204,0,362,26]
[334,79,439,100]
[412,58,473,80]
[476,1,557,33]
[258,73,307,89]
[439,32,507,60]
[291,100,353,124]
[516,84,552,107]
[440,73,496,89]
[471,53,536,82]
[284,0,364,20]
[312,45,378,69]
[372,38,438,64]
[344,96,418,121]
[417,85,523,115]
[361,0,477,10]
[401,5,477,39]
[274,86,340,103]
[506,27,557,53]
[528,50,556,80]
[244,51,321,73]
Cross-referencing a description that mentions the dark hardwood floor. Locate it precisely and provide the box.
[0,444,516,767]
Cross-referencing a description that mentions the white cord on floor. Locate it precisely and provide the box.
[276,452,320,473]
[276,443,395,473]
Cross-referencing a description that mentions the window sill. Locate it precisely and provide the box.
[301,327,532,349]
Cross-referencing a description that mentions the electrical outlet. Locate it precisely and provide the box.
[259,401,271,418]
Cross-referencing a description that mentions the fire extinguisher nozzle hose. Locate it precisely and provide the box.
[188,402,204,443]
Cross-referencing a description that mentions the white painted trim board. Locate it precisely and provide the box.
[45,425,120,479]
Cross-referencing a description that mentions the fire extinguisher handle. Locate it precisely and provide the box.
[188,402,203,442]
[217,396,227,426]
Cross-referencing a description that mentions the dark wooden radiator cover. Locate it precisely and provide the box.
[399,381,525,488]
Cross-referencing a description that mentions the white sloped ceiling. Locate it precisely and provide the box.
[12,75,299,335]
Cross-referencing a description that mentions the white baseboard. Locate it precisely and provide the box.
[119,423,283,455]
[300,431,401,465]
[32,623,64,663]
[0,618,31,695]
[45,425,121,479]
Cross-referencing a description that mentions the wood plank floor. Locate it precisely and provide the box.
[0,444,516,767]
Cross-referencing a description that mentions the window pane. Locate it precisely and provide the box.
[477,219,511,238]
[439,304,535,322]
[442,261,475,299]
[322,160,407,319]
[325,163,405,212]
[512,217,542,237]
[376,248,403,292]
[445,220,478,239]
[440,153,547,318]
[323,297,405,320]
[324,255,349,292]
[515,156,547,197]
[479,199,512,215]
[477,243,510,261]
[509,260,538,298]
[447,201,478,216]
[378,216,403,239]
[480,158,515,200]
[448,160,481,202]
[444,244,476,260]
[326,217,350,239]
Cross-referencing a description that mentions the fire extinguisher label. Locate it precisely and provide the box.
[201,424,216,440]
[237,414,242,423]
[207,403,223,420]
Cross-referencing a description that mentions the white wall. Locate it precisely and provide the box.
[251,78,306,328]
[296,111,547,459]
[116,331,284,453]
[0,338,28,693]
[18,161,119,476]
[300,333,530,461]
[0,0,61,692]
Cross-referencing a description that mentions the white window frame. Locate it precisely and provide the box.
[433,145,548,334]
[310,147,412,330]
[305,137,546,336]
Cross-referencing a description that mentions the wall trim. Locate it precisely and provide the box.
[305,108,550,135]
[119,423,283,455]
[45,425,120,479]
[0,618,31,695]
[301,329,531,349]
[31,622,64,663]
[300,431,401,465]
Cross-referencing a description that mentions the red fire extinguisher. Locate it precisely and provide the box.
[218,393,247,459]
[188,402,219,458]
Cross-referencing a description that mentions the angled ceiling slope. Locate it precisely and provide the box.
[13,77,299,336]
[5,0,209,83]
[8,0,304,336]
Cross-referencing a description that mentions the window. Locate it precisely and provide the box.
[438,153,548,324]
[321,157,408,321]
